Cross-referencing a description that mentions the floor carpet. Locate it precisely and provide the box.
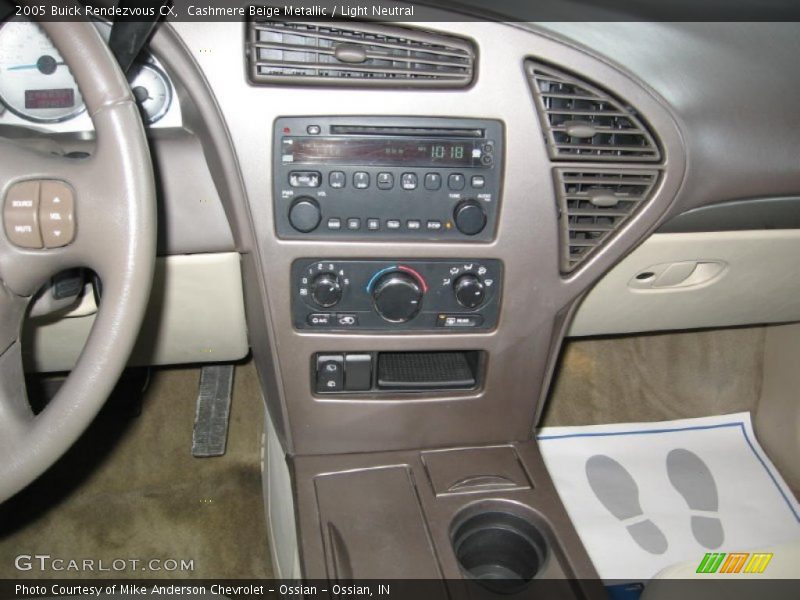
[0,360,272,579]
[542,326,766,427]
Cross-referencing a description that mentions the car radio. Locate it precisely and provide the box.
[273,117,504,242]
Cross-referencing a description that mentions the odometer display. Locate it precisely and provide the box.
[24,88,74,110]
[284,137,482,167]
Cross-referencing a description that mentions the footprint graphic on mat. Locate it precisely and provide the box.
[585,455,668,554]
[666,448,725,549]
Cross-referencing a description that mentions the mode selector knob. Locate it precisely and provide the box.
[288,196,321,232]
[453,200,487,236]
[454,274,485,309]
[372,271,423,323]
[311,273,343,308]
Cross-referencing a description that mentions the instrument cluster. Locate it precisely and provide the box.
[0,18,181,132]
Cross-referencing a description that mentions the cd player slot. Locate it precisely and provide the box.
[330,125,485,137]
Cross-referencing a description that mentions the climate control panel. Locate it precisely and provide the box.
[292,259,502,332]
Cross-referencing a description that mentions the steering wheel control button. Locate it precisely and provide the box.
[437,314,484,328]
[316,354,344,393]
[4,180,42,248]
[353,172,370,189]
[288,171,321,188]
[288,196,321,232]
[40,180,75,248]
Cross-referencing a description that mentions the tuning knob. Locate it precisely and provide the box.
[372,271,423,323]
[288,196,321,232]
[454,274,485,309]
[453,200,487,236]
[311,273,343,308]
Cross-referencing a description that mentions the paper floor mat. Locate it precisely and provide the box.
[537,412,800,582]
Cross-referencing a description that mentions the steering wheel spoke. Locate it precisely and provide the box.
[0,20,155,503]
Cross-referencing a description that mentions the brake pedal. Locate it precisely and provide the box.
[192,365,234,457]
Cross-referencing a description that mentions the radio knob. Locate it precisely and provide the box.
[289,196,321,232]
[453,200,487,236]
[454,274,485,309]
[311,273,343,308]
[372,272,423,323]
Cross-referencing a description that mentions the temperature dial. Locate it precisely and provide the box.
[453,274,485,308]
[372,271,424,323]
[310,273,343,308]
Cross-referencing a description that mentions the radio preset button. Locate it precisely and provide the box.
[406,220,421,230]
[401,173,418,190]
[448,173,466,191]
[289,171,321,188]
[377,172,394,190]
[424,173,442,190]
[353,172,370,189]
[471,175,486,189]
[367,218,380,231]
[327,218,342,230]
[329,171,346,188]
[347,218,361,230]
[426,220,442,231]
[386,219,401,230]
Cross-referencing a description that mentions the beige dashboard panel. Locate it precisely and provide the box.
[23,252,248,372]
[569,230,800,336]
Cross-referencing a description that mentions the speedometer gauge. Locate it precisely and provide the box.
[0,20,85,122]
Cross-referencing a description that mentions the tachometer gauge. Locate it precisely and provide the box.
[128,63,172,124]
[0,20,85,122]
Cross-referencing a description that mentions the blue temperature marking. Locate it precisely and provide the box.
[7,64,39,71]
[366,266,397,293]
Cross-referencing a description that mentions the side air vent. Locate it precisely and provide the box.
[555,169,659,272]
[248,20,475,88]
[527,62,660,162]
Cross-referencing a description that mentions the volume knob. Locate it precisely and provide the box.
[288,196,321,232]
[372,272,423,323]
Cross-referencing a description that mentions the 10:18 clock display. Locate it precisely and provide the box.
[284,137,483,168]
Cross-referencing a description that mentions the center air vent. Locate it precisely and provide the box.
[555,169,659,272]
[526,62,660,162]
[248,20,475,88]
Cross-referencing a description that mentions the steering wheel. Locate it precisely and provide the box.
[0,21,156,503]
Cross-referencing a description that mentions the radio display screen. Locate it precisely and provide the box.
[283,137,482,167]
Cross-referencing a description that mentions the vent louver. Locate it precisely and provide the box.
[555,169,659,272]
[527,63,660,162]
[248,20,475,87]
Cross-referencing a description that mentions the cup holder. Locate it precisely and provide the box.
[452,509,549,594]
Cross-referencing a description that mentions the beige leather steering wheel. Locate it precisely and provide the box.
[0,20,156,503]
